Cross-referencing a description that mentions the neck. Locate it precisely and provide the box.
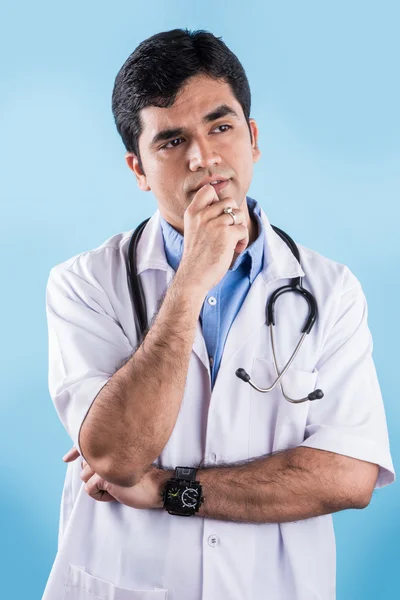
[247,211,258,247]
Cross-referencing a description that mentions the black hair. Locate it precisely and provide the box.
[111,28,252,173]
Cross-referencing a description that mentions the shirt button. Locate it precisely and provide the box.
[209,357,214,368]
[207,296,217,306]
[208,535,219,547]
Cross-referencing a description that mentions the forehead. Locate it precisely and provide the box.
[139,75,244,142]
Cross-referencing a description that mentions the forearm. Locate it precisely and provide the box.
[79,270,206,486]
[193,447,367,524]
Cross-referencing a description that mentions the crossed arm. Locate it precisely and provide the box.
[66,265,380,523]
[191,446,379,522]
[72,444,379,524]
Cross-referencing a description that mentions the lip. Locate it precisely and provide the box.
[191,176,230,193]
[211,179,230,194]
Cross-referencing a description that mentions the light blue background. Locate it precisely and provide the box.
[1,1,399,598]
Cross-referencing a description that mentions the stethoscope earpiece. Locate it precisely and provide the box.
[235,368,250,382]
[236,366,324,404]
[308,389,324,401]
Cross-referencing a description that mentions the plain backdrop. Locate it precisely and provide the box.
[1,1,399,598]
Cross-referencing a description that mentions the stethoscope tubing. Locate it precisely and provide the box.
[236,328,323,403]
[128,217,324,403]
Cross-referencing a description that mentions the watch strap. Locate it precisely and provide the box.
[175,466,197,482]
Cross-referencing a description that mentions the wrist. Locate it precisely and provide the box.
[152,468,175,509]
[174,265,208,301]
[160,466,205,516]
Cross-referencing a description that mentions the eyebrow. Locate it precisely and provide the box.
[150,104,240,147]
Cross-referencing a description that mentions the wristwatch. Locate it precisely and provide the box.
[162,467,204,516]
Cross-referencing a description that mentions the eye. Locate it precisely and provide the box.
[160,124,232,151]
[161,138,184,150]
[213,124,232,133]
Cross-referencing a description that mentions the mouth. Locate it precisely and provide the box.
[191,178,231,195]
[210,179,230,194]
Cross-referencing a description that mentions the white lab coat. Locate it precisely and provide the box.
[42,207,395,600]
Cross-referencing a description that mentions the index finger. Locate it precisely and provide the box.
[188,183,221,213]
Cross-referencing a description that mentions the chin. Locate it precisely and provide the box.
[233,195,246,208]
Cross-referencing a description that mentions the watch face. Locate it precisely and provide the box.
[166,485,182,507]
[165,483,199,509]
[181,487,199,508]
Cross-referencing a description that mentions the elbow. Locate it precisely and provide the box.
[354,489,373,510]
[89,457,144,488]
[350,463,379,509]
[100,446,162,488]
[95,456,151,488]
[79,426,157,487]
[338,479,375,510]
[323,489,371,513]
[326,457,379,511]
[79,445,143,489]
[79,429,141,487]
[102,468,142,488]
[103,454,161,487]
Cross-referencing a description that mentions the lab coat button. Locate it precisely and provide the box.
[208,296,217,305]
[208,535,219,547]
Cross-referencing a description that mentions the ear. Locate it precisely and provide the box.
[249,118,261,163]
[125,152,151,191]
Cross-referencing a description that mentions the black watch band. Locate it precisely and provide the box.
[175,467,197,482]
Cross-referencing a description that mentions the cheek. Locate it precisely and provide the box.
[232,145,254,180]
[149,167,186,204]
[146,162,173,190]
[225,132,253,164]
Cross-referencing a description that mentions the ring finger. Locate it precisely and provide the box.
[207,207,245,227]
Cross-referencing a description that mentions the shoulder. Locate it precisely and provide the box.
[48,230,133,291]
[295,242,366,340]
[296,242,361,298]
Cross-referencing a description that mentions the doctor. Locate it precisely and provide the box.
[43,28,395,600]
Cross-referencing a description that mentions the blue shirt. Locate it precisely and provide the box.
[160,196,265,388]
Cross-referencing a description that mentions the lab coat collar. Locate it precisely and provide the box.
[135,205,305,283]
[136,210,173,277]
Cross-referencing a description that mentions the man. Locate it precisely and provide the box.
[43,28,395,600]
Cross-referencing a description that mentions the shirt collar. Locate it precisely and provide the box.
[134,200,304,284]
[159,197,264,285]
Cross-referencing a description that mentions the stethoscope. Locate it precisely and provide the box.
[127,218,324,404]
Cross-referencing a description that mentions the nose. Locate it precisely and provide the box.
[188,137,222,171]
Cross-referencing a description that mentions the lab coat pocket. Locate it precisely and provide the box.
[249,357,318,457]
[64,563,168,599]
